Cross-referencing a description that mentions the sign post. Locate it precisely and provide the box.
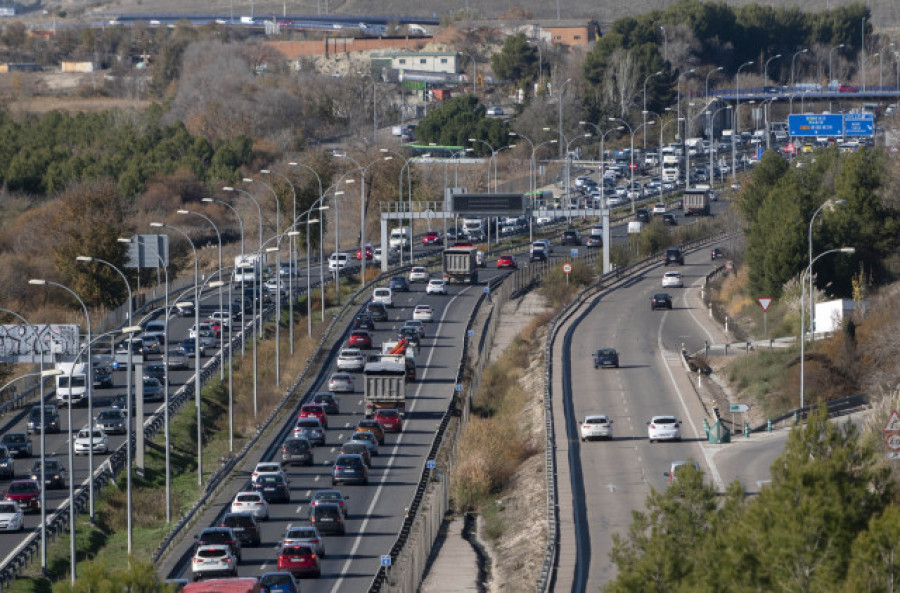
[562,262,572,285]
[757,297,773,337]
[729,403,749,432]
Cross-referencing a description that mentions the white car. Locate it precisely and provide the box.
[373,247,384,263]
[666,460,701,483]
[661,271,684,288]
[580,415,614,441]
[281,524,325,556]
[531,240,552,254]
[413,305,434,322]
[0,501,24,531]
[329,372,355,393]
[74,428,109,455]
[486,106,504,116]
[251,461,287,484]
[372,287,393,308]
[647,415,682,443]
[408,267,430,283]
[349,431,379,456]
[337,348,365,372]
[426,279,447,295]
[652,203,667,214]
[191,544,238,579]
[207,311,233,327]
[230,491,269,519]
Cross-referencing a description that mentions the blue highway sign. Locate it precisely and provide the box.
[788,114,843,137]
[844,113,875,136]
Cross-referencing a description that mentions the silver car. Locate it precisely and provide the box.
[293,418,325,447]
[74,428,109,455]
[328,373,354,393]
[281,524,325,556]
[336,349,365,372]
[94,409,127,435]
[348,431,379,457]
[166,349,189,370]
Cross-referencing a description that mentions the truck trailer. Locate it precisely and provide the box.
[683,187,712,216]
[363,357,407,418]
[443,246,479,284]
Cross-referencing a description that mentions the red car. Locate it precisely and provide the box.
[4,480,40,512]
[422,231,441,245]
[356,244,374,260]
[299,404,328,429]
[374,409,403,433]
[277,544,321,578]
[348,330,372,349]
[496,255,517,269]
[838,84,859,93]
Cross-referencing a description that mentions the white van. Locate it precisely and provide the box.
[329,252,350,272]
[372,287,394,308]
[56,363,88,406]
[389,227,410,249]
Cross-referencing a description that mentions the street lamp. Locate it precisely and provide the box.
[74,255,135,556]
[222,184,264,338]
[580,122,622,209]
[288,161,326,323]
[736,60,754,149]
[643,70,663,150]
[764,54,782,86]
[677,68,696,140]
[791,48,809,94]
[251,176,284,385]
[203,197,245,356]
[467,138,495,190]
[808,199,847,334]
[335,153,384,284]
[659,26,667,62]
[609,118,641,213]
[301,199,328,334]
[800,247,855,410]
[557,78,572,156]
[705,66,723,98]
[262,168,299,355]
[380,148,415,266]
[829,44,845,81]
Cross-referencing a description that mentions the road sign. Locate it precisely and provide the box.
[788,113,843,137]
[451,193,525,216]
[757,297,773,312]
[886,433,900,452]
[381,555,392,567]
[562,263,572,274]
[729,404,749,413]
[844,113,875,137]
[884,410,900,432]
[783,143,797,154]
[570,248,579,258]
[629,161,638,171]
[467,329,474,337]
[725,260,734,271]
[426,460,435,469]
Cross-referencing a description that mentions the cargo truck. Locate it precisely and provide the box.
[683,187,711,216]
[442,245,479,284]
[363,358,407,418]
[233,254,261,284]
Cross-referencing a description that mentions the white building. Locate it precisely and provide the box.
[378,52,459,74]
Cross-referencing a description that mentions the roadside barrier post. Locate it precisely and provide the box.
[767,418,772,433]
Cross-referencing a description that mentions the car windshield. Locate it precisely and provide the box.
[262,574,294,586]
[0,503,18,513]
[33,461,60,471]
[284,440,308,452]
[9,483,35,493]
[237,494,261,502]
[314,491,341,501]
[282,546,311,556]
[3,435,25,444]
[586,417,609,424]
[337,456,361,467]
[655,417,677,425]
[197,548,227,558]
[225,515,254,527]
[378,411,398,418]
[98,411,121,420]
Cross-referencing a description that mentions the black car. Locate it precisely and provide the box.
[661,213,677,226]
[0,433,32,458]
[711,247,724,260]
[664,248,684,266]
[26,405,60,435]
[397,327,421,346]
[253,473,291,503]
[312,393,340,415]
[593,348,620,369]
[143,363,166,382]
[388,276,409,292]
[651,293,673,310]
[365,302,389,322]
[310,502,345,535]
[30,458,66,489]
[93,366,114,389]
[219,513,261,547]
[446,227,461,240]
[530,248,547,263]
[636,209,651,223]
[351,313,375,331]
[194,527,242,560]
[561,230,581,246]
[281,437,314,467]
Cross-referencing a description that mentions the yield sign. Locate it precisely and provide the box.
[884,410,900,433]
[757,297,773,312]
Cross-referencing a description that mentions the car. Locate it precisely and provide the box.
[336,348,365,372]
[189,322,219,340]
[585,235,603,248]
[486,106,504,116]
[30,459,66,489]
[3,480,40,512]
[142,377,164,401]
[560,230,581,246]
[251,461,287,484]
[397,327,421,346]
[166,349,189,370]
[110,393,133,412]
[593,348,619,369]
[140,334,163,355]
[94,408,127,435]
[530,248,547,262]
[331,454,369,486]
[372,287,394,307]
[143,363,166,382]
[179,338,204,358]
[839,84,859,93]
[194,527,242,560]
[312,392,340,415]
[662,271,684,288]
[635,209,651,223]
[74,428,109,455]
[281,436,314,467]
[351,313,376,331]
[580,415,614,441]
[402,320,426,338]
[230,491,269,520]
[293,418,326,446]
[93,365,114,388]
[219,512,261,547]
[299,403,328,429]
[253,473,291,503]
[339,442,372,467]
[664,247,684,266]
[259,572,300,593]
[408,267,430,283]
[281,524,325,556]
[426,279,447,295]
[356,243,374,260]
[348,330,372,349]
[374,408,403,433]
[174,300,195,317]
[310,499,346,534]
[661,213,677,226]
[665,460,701,483]
[0,433,32,458]
[348,431,380,456]
[0,446,14,479]
[651,293,673,310]
[26,405,60,434]
[0,501,24,531]
[191,544,238,580]
[413,304,434,322]
[421,231,441,245]
[277,544,321,578]
[328,372,354,393]
[647,415,682,442]
[497,254,517,269]
[711,247,724,260]
[388,276,410,292]
[356,418,385,445]
[531,239,553,254]
[365,302,389,322]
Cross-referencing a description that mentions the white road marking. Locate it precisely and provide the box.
[330,285,474,592]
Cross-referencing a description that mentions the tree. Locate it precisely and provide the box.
[53,556,170,593]
[844,506,900,593]
[736,149,789,226]
[414,95,509,156]
[490,32,538,91]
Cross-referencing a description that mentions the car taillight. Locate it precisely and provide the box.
[224,558,233,563]
[649,424,656,429]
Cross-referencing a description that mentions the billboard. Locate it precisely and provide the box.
[451,193,525,215]
[124,234,169,269]
[788,114,843,137]
[0,324,80,363]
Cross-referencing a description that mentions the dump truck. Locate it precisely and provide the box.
[683,186,711,216]
[363,357,407,418]
[443,245,479,284]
